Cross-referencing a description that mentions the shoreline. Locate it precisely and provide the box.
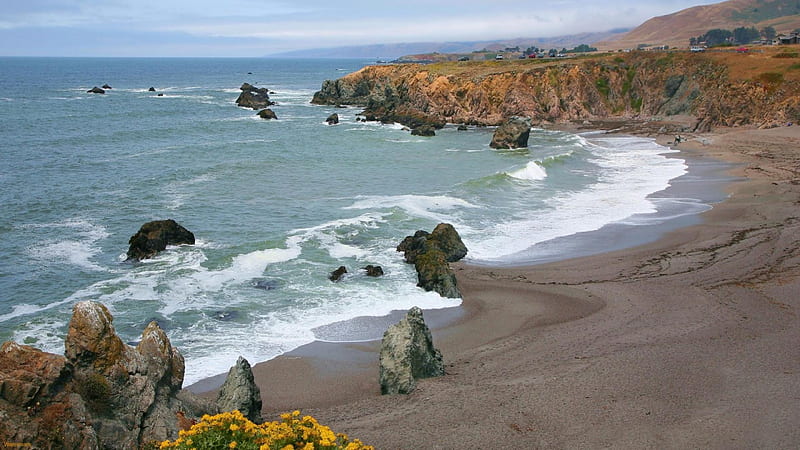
[194,123,800,448]
[187,126,730,394]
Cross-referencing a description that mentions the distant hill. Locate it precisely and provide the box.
[267,30,628,59]
[598,0,800,50]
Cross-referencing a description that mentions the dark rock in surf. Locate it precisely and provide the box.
[326,113,339,125]
[411,125,436,136]
[252,279,279,290]
[101,84,112,90]
[379,306,444,395]
[87,87,105,94]
[257,108,278,120]
[236,82,274,110]
[329,266,348,282]
[457,124,468,131]
[490,116,531,149]
[148,87,156,92]
[126,219,195,261]
[397,224,466,298]
[363,265,384,277]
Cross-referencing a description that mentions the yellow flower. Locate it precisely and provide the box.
[229,423,240,432]
[229,442,237,449]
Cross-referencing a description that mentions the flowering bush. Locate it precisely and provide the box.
[159,410,373,450]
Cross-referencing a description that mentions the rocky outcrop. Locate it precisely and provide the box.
[329,266,348,282]
[102,84,112,90]
[490,116,531,149]
[0,301,217,449]
[398,223,467,298]
[216,356,262,424]
[379,306,444,395]
[236,83,274,110]
[87,87,105,94]
[311,53,800,130]
[326,113,339,125]
[126,219,195,261]
[411,125,436,136]
[257,108,278,120]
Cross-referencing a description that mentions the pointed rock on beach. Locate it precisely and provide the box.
[379,306,444,395]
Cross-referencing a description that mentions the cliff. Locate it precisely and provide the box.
[312,50,800,131]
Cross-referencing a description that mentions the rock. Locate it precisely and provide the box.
[397,224,466,298]
[157,93,164,97]
[411,125,436,136]
[0,301,218,449]
[216,356,262,424]
[252,279,279,290]
[87,87,105,94]
[490,116,531,149]
[363,265,384,277]
[329,266,348,282]
[457,124,468,131]
[101,84,112,90]
[148,87,156,92]
[379,307,444,395]
[236,82,274,110]
[326,113,339,125]
[257,108,278,120]
[126,219,195,261]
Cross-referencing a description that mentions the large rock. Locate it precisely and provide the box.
[216,356,262,424]
[236,82,274,110]
[126,219,195,261]
[257,108,278,120]
[0,301,217,449]
[397,223,467,298]
[490,116,531,149]
[326,113,339,125]
[379,307,444,395]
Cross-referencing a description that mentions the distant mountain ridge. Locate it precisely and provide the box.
[267,30,628,59]
[598,0,800,49]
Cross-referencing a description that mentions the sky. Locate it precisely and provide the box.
[0,1,717,57]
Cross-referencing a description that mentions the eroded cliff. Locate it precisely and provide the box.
[313,51,800,131]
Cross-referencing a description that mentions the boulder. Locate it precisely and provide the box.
[0,301,218,449]
[236,83,274,110]
[379,307,444,395]
[216,356,262,424]
[326,113,339,125]
[148,87,156,92]
[363,265,384,277]
[329,266,348,282]
[87,87,105,94]
[457,124,468,131]
[490,116,532,149]
[126,219,195,261]
[257,108,278,120]
[101,84,112,90]
[397,224,466,298]
[411,125,436,136]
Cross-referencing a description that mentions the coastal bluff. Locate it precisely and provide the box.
[312,51,800,130]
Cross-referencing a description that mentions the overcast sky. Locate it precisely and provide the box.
[0,1,716,57]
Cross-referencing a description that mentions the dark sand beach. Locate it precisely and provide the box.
[204,125,800,448]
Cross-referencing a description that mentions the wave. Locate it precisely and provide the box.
[344,194,478,222]
[22,219,109,272]
[506,161,547,181]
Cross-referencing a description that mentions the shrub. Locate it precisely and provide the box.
[774,52,799,59]
[159,410,373,450]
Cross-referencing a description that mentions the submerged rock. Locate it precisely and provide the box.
[411,125,436,136]
[329,266,348,282]
[87,86,105,94]
[236,82,274,110]
[490,116,531,149]
[217,356,263,424]
[379,306,444,395]
[101,84,112,90]
[126,219,195,261]
[257,108,278,120]
[363,265,384,277]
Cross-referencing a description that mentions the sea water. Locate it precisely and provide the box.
[0,57,714,384]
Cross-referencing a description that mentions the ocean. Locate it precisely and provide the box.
[0,57,721,385]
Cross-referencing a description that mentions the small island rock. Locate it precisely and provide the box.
[490,116,532,149]
[87,86,105,94]
[326,113,339,125]
[126,219,195,261]
[257,108,278,120]
[236,82,274,110]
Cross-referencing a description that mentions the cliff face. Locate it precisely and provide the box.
[312,52,800,131]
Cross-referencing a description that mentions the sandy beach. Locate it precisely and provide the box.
[207,124,800,448]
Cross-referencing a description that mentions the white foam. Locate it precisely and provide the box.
[344,194,478,222]
[22,219,109,272]
[506,161,547,181]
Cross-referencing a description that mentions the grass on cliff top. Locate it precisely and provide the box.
[403,46,800,85]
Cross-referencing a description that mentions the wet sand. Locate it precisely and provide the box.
[205,125,800,448]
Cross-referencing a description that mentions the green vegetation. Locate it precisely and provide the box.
[775,51,800,58]
[595,78,610,98]
[731,0,800,23]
